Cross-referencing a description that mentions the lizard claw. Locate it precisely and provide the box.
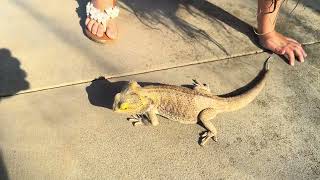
[201,131,208,138]
[127,115,144,126]
[213,136,218,142]
[200,131,216,146]
[132,121,143,126]
[192,79,201,85]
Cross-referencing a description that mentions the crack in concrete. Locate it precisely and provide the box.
[1,42,319,98]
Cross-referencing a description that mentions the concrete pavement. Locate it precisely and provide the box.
[1,0,319,96]
[0,0,319,179]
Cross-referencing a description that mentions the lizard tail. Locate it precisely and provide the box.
[215,57,271,112]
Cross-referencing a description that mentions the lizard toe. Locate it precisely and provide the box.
[201,131,208,138]
[213,136,218,142]
[200,137,210,146]
[200,131,216,146]
[127,115,144,126]
[133,121,143,126]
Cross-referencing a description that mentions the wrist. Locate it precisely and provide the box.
[257,14,276,35]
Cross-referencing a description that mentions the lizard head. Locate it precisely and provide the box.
[113,81,153,114]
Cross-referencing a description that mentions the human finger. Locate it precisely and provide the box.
[275,46,286,55]
[296,45,307,58]
[286,48,295,66]
[289,42,307,57]
[293,45,305,63]
[300,45,307,57]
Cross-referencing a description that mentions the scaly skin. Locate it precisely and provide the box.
[113,60,270,146]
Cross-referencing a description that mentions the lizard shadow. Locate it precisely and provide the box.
[218,67,267,98]
[85,77,125,110]
[86,77,213,139]
[181,63,268,139]
[182,63,268,98]
[86,62,268,145]
[85,77,166,110]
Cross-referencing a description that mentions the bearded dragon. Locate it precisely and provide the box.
[113,59,270,146]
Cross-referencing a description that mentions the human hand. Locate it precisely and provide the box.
[259,31,307,66]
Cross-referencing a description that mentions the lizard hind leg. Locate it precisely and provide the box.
[192,79,211,94]
[198,108,218,146]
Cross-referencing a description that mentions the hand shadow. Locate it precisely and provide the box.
[0,48,29,99]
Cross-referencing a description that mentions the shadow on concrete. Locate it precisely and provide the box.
[218,59,269,98]
[85,77,236,145]
[293,0,320,13]
[179,59,269,98]
[76,0,261,54]
[0,150,9,180]
[86,77,127,109]
[85,72,270,145]
[76,0,90,36]
[0,48,29,98]
[85,77,208,135]
[86,63,269,108]
[86,77,165,110]
[125,0,259,47]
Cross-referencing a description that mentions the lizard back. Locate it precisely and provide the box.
[141,85,216,124]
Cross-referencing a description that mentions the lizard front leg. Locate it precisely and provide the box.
[147,108,159,126]
[128,108,159,126]
[198,108,218,146]
[127,114,145,126]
